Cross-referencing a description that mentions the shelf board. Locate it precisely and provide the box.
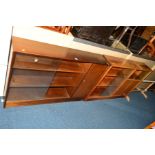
[13,61,85,73]
[59,61,85,73]
[97,85,113,87]
[127,79,141,82]
[104,55,136,69]
[87,95,121,100]
[46,87,70,98]
[105,75,117,77]
[87,95,110,99]
[51,76,76,87]
[13,61,56,72]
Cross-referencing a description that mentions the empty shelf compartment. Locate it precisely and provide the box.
[46,87,70,98]
[107,67,132,77]
[7,87,49,101]
[51,72,83,87]
[129,70,149,80]
[90,86,117,97]
[113,79,140,96]
[10,69,55,87]
[98,76,115,86]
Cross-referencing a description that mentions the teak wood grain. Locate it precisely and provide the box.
[4,36,152,108]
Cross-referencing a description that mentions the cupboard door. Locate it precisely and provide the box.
[72,64,109,99]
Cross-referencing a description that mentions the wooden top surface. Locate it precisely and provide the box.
[134,62,152,71]
[104,55,136,69]
[12,37,108,65]
[12,36,152,71]
[104,55,151,71]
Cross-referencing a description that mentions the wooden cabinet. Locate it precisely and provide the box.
[4,37,152,108]
[4,37,109,107]
[5,52,104,107]
[85,56,151,100]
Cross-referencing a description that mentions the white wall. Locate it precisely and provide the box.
[0,26,12,97]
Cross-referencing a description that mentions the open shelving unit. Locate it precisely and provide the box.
[4,35,152,107]
[86,56,152,100]
[6,52,92,107]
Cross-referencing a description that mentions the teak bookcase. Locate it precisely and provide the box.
[4,37,152,108]
[85,56,151,100]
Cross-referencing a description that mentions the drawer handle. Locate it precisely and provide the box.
[74,57,79,61]
[34,57,39,62]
